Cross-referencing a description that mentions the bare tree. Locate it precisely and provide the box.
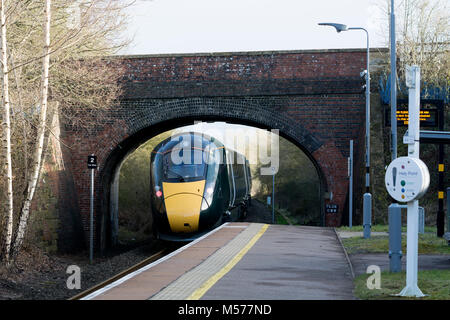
[0,0,131,264]
[375,0,449,86]
[11,0,52,258]
[0,0,14,266]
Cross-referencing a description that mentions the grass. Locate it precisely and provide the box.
[338,225,450,300]
[275,211,289,225]
[354,270,450,300]
[342,233,450,255]
[337,224,436,233]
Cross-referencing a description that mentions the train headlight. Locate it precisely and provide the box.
[201,186,214,211]
[201,198,209,211]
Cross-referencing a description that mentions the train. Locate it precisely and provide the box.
[150,132,252,241]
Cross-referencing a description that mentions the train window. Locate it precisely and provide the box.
[204,147,221,191]
[233,154,245,180]
[163,149,206,181]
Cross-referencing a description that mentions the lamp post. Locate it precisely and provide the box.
[390,0,397,161]
[318,23,372,236]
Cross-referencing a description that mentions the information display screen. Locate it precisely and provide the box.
[385,105,438,127]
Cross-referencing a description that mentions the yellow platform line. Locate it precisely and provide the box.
[187,224,269,300]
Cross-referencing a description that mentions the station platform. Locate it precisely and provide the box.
[83,223,355,300]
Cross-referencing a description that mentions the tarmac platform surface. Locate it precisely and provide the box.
[84,223,355,300]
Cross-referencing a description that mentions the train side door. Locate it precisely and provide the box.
[225,149,236,207]
[245,159,251,196]
[243,159,249,197]
[233,154,246,203]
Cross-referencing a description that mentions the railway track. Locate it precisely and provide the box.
[68,245,178,300]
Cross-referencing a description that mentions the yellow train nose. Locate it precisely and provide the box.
[162,180,205,233]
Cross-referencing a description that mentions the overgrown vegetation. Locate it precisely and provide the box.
[252,135,321,226]
[0,0,132,266]
[375,0,449,89]
[117,131,172,244]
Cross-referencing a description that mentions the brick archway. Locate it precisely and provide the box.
[59,49,366,253]
[96,97,333,250]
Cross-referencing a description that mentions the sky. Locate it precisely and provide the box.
[119,0,388,55]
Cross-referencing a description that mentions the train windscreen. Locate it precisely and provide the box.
[163,149,206,181]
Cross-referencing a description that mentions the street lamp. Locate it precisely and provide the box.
[319,22,372,237]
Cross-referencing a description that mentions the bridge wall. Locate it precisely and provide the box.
[59,49,366,252]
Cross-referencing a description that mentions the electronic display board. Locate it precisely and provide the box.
[385,102,438,127]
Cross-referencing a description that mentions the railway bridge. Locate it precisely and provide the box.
[58,49,370,252]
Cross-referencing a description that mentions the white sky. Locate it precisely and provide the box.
[119,0,388,55]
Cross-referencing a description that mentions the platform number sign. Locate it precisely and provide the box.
[87,155,97,169]
[326,204,338,214]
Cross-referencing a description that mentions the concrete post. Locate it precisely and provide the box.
[363,193,372,238]
[349,140,353,228]
[389,203,402,272]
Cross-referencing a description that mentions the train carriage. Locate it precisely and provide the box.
[150,132,251,241]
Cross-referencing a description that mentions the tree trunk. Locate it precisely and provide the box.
[0,0,13,266]
[12,0,52,258]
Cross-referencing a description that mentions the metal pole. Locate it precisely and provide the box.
[348,27,370,191]
[272,168,275,224]
[348,27,372,239]
[447,187,450,234]
[446,187,450,244]
[418,207,425,234]
[399,65,424,297]
[90,167,94,264]
[321,24,372,234]
[403,199,421,293]
[365,29,370,193]
[390,0,397,161]
[363,30,372,238]
[437,105,445,237]
[349,140,353,228]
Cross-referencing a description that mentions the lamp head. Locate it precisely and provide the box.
[318,23,348,33]
[360,70,368,78]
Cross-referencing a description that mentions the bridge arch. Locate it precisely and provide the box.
[98,97,330,251]
[59,50,367,253]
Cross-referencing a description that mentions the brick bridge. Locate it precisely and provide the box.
[58,49,368,252]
